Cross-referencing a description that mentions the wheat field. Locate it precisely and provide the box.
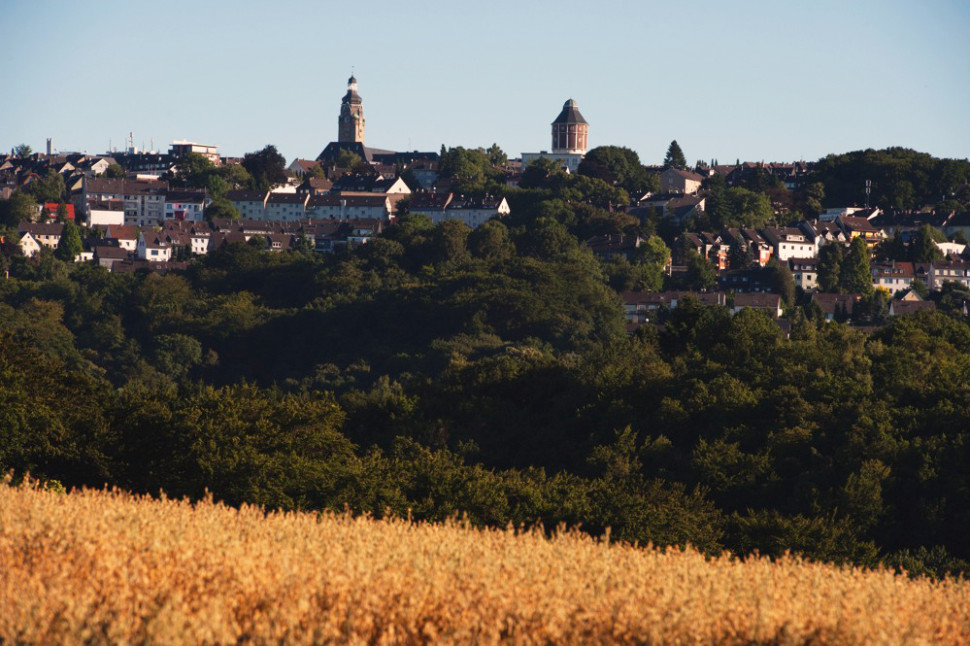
[1,482,968,644]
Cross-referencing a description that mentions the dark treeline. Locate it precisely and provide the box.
[3,207,970,579]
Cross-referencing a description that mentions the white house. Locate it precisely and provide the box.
[264,192,310,222]
[871,261,916,295]
[18,231,42,258]
[87,199,125,226]
[761,227,816,261]
[136,231,173,262]
[164,190,210,222]
[437,196,510,228]
[305,194,391,221]
[227,190,270,220]
[18,222,62,253]
[105,224,140,251]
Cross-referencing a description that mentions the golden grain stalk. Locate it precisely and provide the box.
[1,482,968,644]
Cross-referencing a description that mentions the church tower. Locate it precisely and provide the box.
[551,99,588,155]
[338,75,365,144]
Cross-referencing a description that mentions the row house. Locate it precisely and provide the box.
[929,260,970,290]
[208,217,384,254]
[227,190,269,219]
[160,221,211,256]
[798,220,847,251]
[227,190,395,222]
[622,291,784,329]
[265,193,309,222]
[621,291,726,325]
[306,194,392,221]
[409,193,510,228]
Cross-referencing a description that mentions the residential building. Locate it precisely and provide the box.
[227,190,269,220]
[136,230,173,262]
[889,300,937,317]
[731,293,783,318]
[761,227,816,261]
[265,193,310,222]
[438,195,510,228]
[665,196,706,224]
[837,215,884,249]
[164,189,209,222]
[585,234,644,260]
[18,222,62,254]
[658,167,705,195]
[812,293,860,321]
[306,194,392,221]
[81,177,168,226]
[929,260,970,290]
[871,261,916,295]
[789,257,819,292]
[169,141,220,164]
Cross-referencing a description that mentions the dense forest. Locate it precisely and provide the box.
[3,145,970,578]
[2,215,970,579]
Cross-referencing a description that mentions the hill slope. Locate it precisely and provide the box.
[2,481,969,644]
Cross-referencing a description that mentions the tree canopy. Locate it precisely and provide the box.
[664,140,687,170]
[242,145,288,191]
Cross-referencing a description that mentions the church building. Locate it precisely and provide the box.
[338,75,365,144]
[318,75,385,165]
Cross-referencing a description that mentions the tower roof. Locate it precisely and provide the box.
[552,99,587,125]
[343,74,362,104]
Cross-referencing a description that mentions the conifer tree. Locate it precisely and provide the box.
[663,140,686,170]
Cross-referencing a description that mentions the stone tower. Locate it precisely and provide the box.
[338,75,365,144]
[551,98,588,155]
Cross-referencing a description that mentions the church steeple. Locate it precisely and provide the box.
[338,75,365,144]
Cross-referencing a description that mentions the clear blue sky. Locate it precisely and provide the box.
[2,0,967,166]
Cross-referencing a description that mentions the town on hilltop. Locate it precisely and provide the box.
[3,75,970,328]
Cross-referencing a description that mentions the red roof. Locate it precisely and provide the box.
[42,203,75,221]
